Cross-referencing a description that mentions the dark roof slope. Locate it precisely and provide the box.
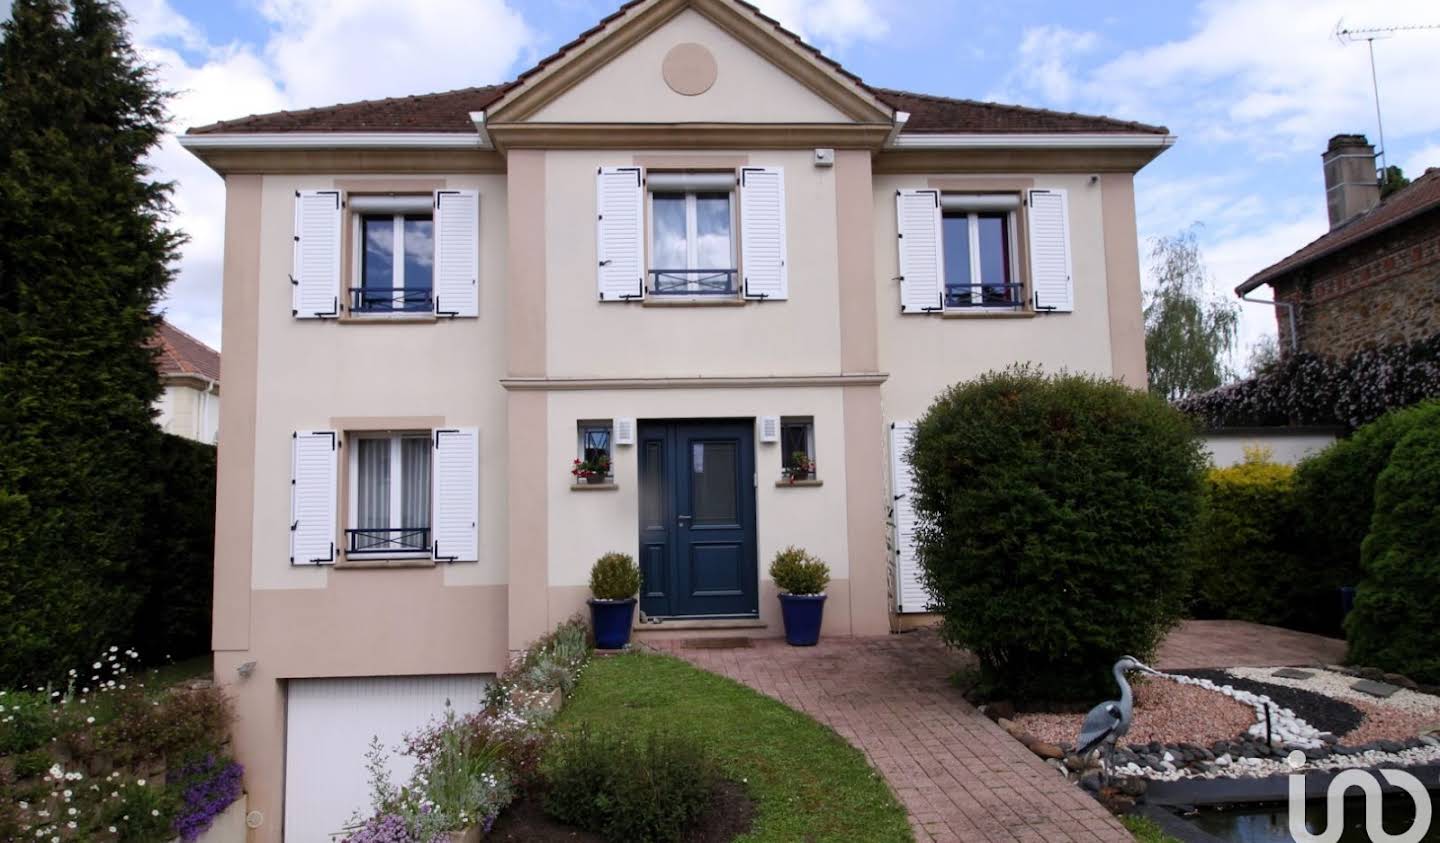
[872,88,1167,135]
[151,319,221,382]
[187,1,1167,138]
[1238,168,1440,293]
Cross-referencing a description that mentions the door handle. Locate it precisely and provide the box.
[677,515,692,528]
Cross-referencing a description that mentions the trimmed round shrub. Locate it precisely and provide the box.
[910,367,1206,701]
[542,728,716,842]
[769,546,830,595]
[589,552,641,600]
[1190,449,1311,628]
[1344,423,1440,683]
[1293,400,1440,616]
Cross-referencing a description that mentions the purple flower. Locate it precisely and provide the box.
[171,754,244,842]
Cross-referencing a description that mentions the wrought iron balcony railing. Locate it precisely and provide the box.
[346,526,431,555]
[649,269,739,296]
[349,286,434,314]
[944,282,1025,309]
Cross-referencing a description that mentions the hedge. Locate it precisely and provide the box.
[910,367,1206,702]
[1175,333,1440,431]
[1190,450,1313,628]
[1344,422,1440,683]
[1292,400,1440,615]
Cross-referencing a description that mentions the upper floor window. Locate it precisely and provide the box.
[356,201,434,314]
[648,172,737,297]
[941,195,1020,310]
[348,431,432,557]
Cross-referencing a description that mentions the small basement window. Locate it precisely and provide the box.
[350,195,434,314]
[348,431,432,557]
[648,172,737,297]
[574,421,613,484]
[780,417,816,482]
[940,194,1022,309]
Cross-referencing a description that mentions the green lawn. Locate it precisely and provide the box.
[557,652,912,842]
[1122,814,1182,843]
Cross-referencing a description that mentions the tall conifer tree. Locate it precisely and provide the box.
[0,0,183,683]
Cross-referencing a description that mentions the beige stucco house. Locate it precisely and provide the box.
[150,319,221,444]
[179,0,1171,837]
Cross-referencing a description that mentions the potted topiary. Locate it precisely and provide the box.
[588,552,641,649]
[770,546,830,646]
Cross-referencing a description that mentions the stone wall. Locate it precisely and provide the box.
[1273,213,1440,358]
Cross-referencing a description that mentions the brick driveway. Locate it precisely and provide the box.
[650,620,1346,843]
[651,630,1131,843]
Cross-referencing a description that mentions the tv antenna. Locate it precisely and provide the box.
[1335,20,1440,175]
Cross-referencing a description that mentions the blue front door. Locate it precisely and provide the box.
[638,420,758,619]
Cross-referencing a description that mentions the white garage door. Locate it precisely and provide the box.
[285,675,488,842]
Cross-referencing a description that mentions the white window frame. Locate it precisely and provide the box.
[780,416,816,479]
[941,209,1021,309]
[646,187,739,295]
[346,431,433,559]
[352,206,434,318]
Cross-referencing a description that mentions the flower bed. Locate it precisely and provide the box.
[343,618,591,841]
[0,649,239,842]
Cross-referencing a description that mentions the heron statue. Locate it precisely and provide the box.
[1075,656,1161,780]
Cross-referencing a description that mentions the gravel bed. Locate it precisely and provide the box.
[1016,676,1255,747]
[1176,669,1365,737]
[1229,666,1440,718]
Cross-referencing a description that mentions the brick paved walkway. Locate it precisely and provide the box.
[1156,620,1346,670]
[649,620,1346,842]
[650,630,1131,843]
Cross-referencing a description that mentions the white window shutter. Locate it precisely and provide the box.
[432,427,479,562]
[434,190,479,317]
[1028,188,1074,312]
[896,190,943,314]
[741,167,787,300]
[890,422,932,613]
[596,167,644,301]
[291,431,338,565]
[758,416,780,443]
[292,190,341,318]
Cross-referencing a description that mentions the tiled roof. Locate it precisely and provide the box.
[1238,168,1440,293]
[186,1,1167,138]
[150,319,221,383]
[871,88,1167,135]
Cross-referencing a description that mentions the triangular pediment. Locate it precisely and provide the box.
[485,0,892,126]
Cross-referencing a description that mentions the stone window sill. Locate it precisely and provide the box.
[775,479,823,488]
[641,297,747,308]
[339,312,439,324]
[335,557,436,570]
[571,482,619,491]
[940,309,1036,319]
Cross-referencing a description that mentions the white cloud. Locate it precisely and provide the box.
[751,0,888,50]
[125,0,540,348]
[993,25,1099,104]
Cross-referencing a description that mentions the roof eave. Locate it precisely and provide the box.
[889,133,1177,150]
[177,132,488,151]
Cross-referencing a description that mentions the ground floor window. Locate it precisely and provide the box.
[781,417,816,481]
[575,421,613,482]
[349,432,431,554]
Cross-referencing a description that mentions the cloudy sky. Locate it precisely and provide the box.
[39,0,1440,365]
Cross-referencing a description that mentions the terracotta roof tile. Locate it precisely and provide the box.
[150,319,221,382]
[1238,168,1440,293]
[186,2,1166,138]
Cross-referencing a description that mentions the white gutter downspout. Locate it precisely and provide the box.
[468,111,492,150]
[885,111,910,148]
[1240,289,1299,354]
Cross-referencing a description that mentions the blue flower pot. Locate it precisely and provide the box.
[779,593,826,646]
[589,598,636,650]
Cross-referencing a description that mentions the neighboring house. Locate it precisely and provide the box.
[1237,134,1440,357]
[179,1,1170,837]
[150,318,221,444]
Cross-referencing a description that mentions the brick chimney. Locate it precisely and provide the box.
[1322,134,1381,228]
